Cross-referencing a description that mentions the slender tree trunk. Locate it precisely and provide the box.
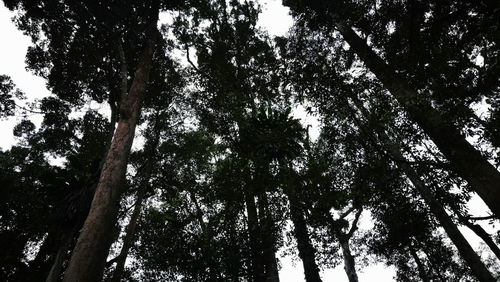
[339,239,359,282]
[328,211,361,282]
[45,224,78,282]
[62,21,160,282]
[289,200,322,282]
[110,185,147,282]
[284,171,322,282]
[408,244,430,282]
[258,192,280,282]
[377,127,495,282]
[334,22,500,218]
[347,97,496,281]
[245,189,265,282]
[463,220,500,262]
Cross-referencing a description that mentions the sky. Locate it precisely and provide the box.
[0,1,496,281]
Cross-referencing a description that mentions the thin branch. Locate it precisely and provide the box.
[105,255,120,268]
[338,206,356,220]
[186,45,200,71]
[117,38,129,104]
[347,208,362,238]
[14,102,44,114]
[466,215,496,221]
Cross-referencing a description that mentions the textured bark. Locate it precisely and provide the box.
[334,22,500,218]
[62,21,159,282]
[111,118,161,282]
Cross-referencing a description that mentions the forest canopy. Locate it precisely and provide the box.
[0,0,499,281]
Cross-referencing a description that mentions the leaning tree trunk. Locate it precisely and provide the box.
[334,22,500,219]
[111,111,161,282]
[62,21,160,282]
[349,98,496,282]
[110,182,147,282]
[375,125,496,282]
[289,200,322,282]
[463,219,500,262]
[45,100,119,282]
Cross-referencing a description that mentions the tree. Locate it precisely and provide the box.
[283,0,500,219]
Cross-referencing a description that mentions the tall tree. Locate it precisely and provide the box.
[283,0,500,218]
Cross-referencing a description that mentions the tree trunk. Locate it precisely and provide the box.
[62,22,160,282]
[339,239,359,282]
[245,189,265,282]
[257,192,280,282]
[347,96,496,281]
[289,200,322,282]
[328,210,361,282]
[408,244,430,282]
[334,22,500,219]
[110,184,147,282]
[285,172,322,282]
[377,126,496,282]
[45,225,77,282]
[463,220,500,262]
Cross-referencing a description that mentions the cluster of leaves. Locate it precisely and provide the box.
[1,0,500,281]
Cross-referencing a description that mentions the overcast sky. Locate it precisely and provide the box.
[0,1,494,281]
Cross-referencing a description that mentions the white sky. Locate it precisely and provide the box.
[0,1,496,281]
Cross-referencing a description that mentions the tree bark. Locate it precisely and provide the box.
[334,22,500,219]
[62,21,160,282]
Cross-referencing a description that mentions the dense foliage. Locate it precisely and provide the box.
[1,0,499,281]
